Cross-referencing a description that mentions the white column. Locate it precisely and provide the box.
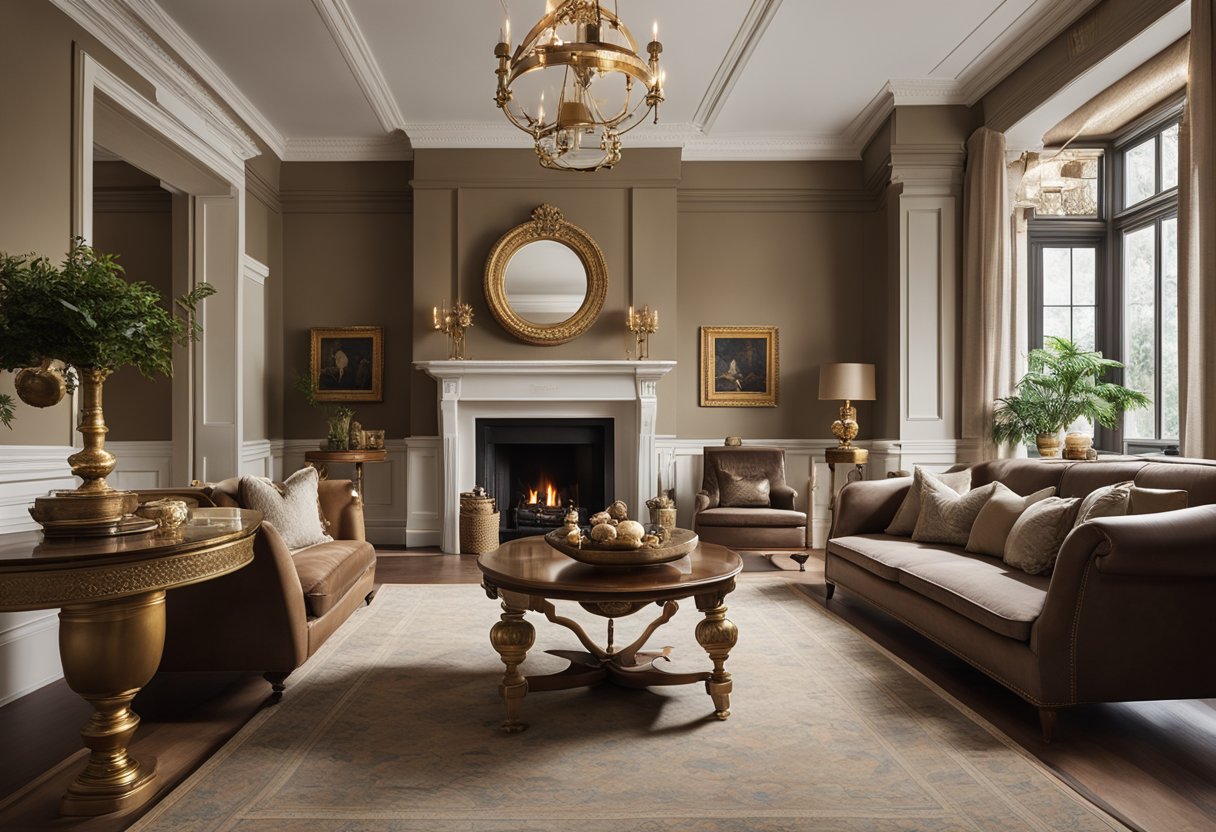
[438,376,461,553]
[635,371,660,510]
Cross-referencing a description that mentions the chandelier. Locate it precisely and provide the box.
[494,1,664,172]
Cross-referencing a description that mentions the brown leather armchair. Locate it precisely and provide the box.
[141,478,376,698]
[693,445,807,549]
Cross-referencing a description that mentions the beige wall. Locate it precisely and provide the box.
[245,147,283,440]
[91,162,174,441]
[281,161,412,439]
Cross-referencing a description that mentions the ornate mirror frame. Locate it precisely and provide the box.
[484,204,608,345]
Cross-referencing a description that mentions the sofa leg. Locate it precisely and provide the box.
[1038,708,1057,743]
[824,582,836,600]
[264,671,289,702]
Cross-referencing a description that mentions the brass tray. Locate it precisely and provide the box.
[544,527,699,567]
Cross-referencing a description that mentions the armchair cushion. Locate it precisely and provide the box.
[292,539,377,616]
[695,507,806,528]
[717,471,771,507]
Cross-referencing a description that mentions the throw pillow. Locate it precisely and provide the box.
[1128,486,1189,515]
[1074,481,1133,526]
[965,483,1057,557]
[239,467,333,550]
[885,467,972,536]
[717,471,771,507]
[1003,497,1082,575]
[913,478,997,546]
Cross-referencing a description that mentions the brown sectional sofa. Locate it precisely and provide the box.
[825,457,1216,737]
[143,478,376,697]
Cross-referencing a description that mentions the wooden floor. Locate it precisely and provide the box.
[2,548,1214,831]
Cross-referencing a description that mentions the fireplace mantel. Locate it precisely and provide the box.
[416,360,675,553]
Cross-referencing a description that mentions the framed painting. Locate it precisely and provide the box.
[699,326,779,407]
[310,326,383,402]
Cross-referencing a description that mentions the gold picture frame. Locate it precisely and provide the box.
[310,327,383,402]
[700,326,779,407]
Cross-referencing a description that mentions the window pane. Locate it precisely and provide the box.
[1072,306,1096,352]
[1162,123,1179,191]
[1162,216,1179,439]
[1123,225,1157,438]
[1042,248,1071,305]
[1043,307,1071,345]
[1124,137,1157,208]
[1072,248,1096,305]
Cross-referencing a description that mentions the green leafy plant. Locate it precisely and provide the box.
[293,372,355,450]
[0,239,214,427]
[992,336,1151,449]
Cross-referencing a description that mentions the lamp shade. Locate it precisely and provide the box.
[818,363,875,401]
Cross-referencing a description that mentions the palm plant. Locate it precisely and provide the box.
[992,336,1151,451]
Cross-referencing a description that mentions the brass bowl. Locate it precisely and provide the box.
[29,490,131,537]
[545,527,699,567]
[136,499,189,531]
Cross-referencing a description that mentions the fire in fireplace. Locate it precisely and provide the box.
[475,418,613,541]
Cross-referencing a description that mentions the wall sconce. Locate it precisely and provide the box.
[433,301,474,360]
[818,362,875,463]
[627,305,658,360]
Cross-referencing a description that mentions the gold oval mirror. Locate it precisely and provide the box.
[485,204,607,345]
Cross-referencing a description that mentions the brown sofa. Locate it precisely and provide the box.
[694,445,807,549]
[142,478,376,697]
[825,457,1216,737]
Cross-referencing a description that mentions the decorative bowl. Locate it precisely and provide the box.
[545,527,699,567]
[136,498,189,531]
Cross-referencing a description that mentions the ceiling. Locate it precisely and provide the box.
[140,0,1103,161]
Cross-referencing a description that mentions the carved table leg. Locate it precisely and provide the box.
[57,591,166,815]
[489,601,535,733]
[695,591,739,720]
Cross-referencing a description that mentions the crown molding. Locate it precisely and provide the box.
[122,0,286,157]
[49,0,262,161]
[678,187,874,213]
[281,136,413,162]
[244,164,281,213]
[680,133,858,161]
[310,0,406,133]
[242,255,270,286]
[92,185,171,212]
[280,188,412,213]
[692,0,783,133]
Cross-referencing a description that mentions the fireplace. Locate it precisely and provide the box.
[475,418,613,541]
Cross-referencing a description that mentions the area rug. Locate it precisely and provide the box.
[131,580,1126,831]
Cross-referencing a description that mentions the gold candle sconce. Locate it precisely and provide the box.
[433,301,474,360]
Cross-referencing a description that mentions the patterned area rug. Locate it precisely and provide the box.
[132,580,1126,831]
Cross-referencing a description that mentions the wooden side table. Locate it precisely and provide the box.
[0,508,260,815]
[304,449,387,502]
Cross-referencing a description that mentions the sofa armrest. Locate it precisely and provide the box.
[695,490,713,513]
[1089,506,1216,577]
[770,484,797,511]
[830,477,910,538]
[319,479,366,542]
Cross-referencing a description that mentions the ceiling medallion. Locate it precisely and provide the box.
[494,1,664,172]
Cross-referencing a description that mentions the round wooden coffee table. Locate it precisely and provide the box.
[477,536,742,732]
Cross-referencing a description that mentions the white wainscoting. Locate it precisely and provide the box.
[241,438,275,478]
[404,437,441,548]
[280,439,409,547]
[106,440,173,491]
[0,445,75,705]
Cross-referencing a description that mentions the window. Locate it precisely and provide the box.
[1027,102,1181,452]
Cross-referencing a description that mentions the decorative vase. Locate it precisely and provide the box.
[1035,432,1063,458]
[1063,432,1094,460]
[327,413,353,450]
[14,359,67,408]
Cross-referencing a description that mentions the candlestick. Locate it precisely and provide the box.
[433,300,474,359]
[625,303,658,360]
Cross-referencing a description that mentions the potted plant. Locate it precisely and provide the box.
[992,336,1151,457]
[0,240,213,530]
[294,373,356,450]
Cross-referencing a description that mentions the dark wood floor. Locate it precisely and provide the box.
[2,549,1214,831]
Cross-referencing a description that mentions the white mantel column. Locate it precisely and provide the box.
[636,369,662,507]
[438,375,461,553]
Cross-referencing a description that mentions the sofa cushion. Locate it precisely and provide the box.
[292,539,376,617]
[885,468,972,536]
[1135,461,1216,506]
[695,507,806,528]
[1128,486,1188,514]
[897,554,1051,641]
[1075,481,1132,525]
[717,471,771,507]
[1003,497,1081,575]
[913,479,997,546]
[239,468,333,550]
[827,534,970,582]
[966,483,1056,557]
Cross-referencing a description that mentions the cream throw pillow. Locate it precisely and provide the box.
[885,467,972,536]
[239,467,333,550]
[966,483,1057,557]
[1003,497,1081,575]
[1128,486,1189,514]
[1074,481,1133,526]
[913,478,997,546]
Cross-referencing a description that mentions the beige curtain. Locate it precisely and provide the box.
[961,127,1021,459]
[1179,0,1216,459]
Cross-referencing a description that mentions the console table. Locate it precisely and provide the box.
[477,537,742,732]
[0,508,260,815]
[305,448,387,503]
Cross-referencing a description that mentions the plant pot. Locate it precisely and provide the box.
[1035,432,1063,458]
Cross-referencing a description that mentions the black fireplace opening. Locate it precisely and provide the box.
[475,418,613,541]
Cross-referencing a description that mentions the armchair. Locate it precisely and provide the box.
[693,445,807,550]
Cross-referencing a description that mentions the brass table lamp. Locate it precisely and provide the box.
[819,363,875,464]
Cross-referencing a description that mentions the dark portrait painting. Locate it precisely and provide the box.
[310,327,383,402]
[700,326,778,407]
